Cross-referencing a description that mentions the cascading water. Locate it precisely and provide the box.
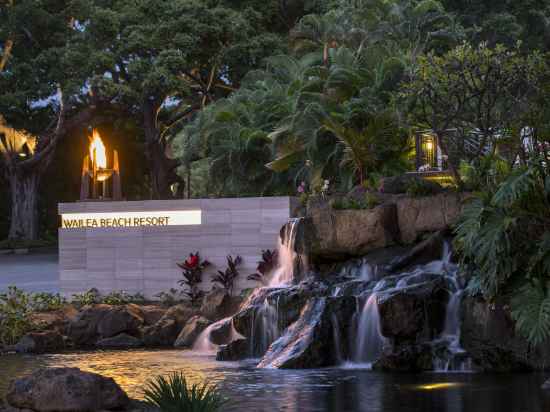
[269,218,305,287]
[352,292,386,365]
[249,296,280,357]
[331,314,344,364]
[193,317,243,353]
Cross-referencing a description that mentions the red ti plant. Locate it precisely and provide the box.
[177,252,210,307]
[212,255,242,296]
[247,249,278,285]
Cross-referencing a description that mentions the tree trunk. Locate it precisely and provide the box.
[8,169,40,241]
[436,131,462,187]
[143,99,182,199]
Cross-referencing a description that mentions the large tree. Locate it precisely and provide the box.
[0,1,100,241]
[76,0,292,198]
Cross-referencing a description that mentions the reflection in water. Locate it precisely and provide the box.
[1,350,550,412]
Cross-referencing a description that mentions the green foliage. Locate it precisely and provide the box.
[30,292,67,312]
[456,157,550,345]
[155,289,185,307]
[459,155,512,192]
[143,372,226,412]
[71,288,101,308]
[177,253,210,307]
[0,286,32,346]
[211,255,242,296]
[330,192,380,210]
[101,291,146,306]
[405,178,441,197]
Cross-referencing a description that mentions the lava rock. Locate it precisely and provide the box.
[200,288,241,321]
[461,296,550,371]
[139,306,167,326]
[14,331,65,354]
[96,333,143,349]
[372,344,435,372]
[174,316,212,348]
[216,338,249,361]
[96,304,144,339]
[141,304,196,346]
[5,367,129,412]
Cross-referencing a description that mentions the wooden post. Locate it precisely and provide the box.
[112,150,122,200]
[80,155,90,200]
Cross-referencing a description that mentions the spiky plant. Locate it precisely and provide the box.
[143,372,226,412]
[211,255,242,296]
[248,249,278,285]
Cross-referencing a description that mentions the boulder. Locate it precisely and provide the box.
[372,343,435,372]
[139,306,166,326]
[387,231,448,272]
[378,278,449,345]
[67,304,113,346]
[208,317,233,345]
[96,304,144,339]
[200,289,240,321]
[174,316,212,348]
[14,331,65,354]
[307,203,400,261]
[216,338,249,361]
[395,192,465,244]
[461,296,550,371]
[5,367,129,412]
[30,306,78,334]
[379,174,442,195]
[257,296,356,369]
[141,304,196,347]
[96,333,143,349]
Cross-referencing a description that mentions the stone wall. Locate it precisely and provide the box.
[58,197,297,298]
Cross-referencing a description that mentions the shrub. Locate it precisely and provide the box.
[248,249,278,285]
[211,255,242,296]
[102,291,146,306]
[177,253,210,307]
[0,286,32,345]
[71,288,100,308]
[155,288,185,307]
[143,372,226,412]
[30,292,67,312]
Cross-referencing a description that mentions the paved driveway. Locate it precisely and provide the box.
[0,250,59,294]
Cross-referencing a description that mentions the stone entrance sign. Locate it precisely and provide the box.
[58,197,296,298]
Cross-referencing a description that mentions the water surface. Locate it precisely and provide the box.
[1,350,548,412]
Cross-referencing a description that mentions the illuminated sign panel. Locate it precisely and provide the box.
[61,210,201,229]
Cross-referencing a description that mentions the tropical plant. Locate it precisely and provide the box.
[248,250,278,285]
[71,288,101,308]
[0,286,32,346]
[102,291,146,306]
[212,255,242,296]
[455,155,550,345]
[177,253,210,307]
[30,292,67,312]
[143,372,226,412]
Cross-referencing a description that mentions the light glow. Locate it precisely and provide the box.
[61,210,202,229]
[89,129,107,169]
[417,382,462,391]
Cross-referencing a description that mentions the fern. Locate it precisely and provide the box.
[511,283,550,345]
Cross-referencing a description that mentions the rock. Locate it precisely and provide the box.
[379,174,442,195]
[372,343,435,372]
[216,338,249,361]
[378,278,449,345]
[97,304,144,339]
[174,316,212,348]
[139,306,166,326]
[257,296,356,369]
[96,333,143,349]
[208,317,233,345]
[461,296,550,371]
[395,192,465,244]
[30,306,78,334]
[14,331,65,354]
[6,367,129,412]
[307,203,400,261]
[67,304,144,346]
[142,304,196,346]
[200,289,240,321]
[387,231,448,272]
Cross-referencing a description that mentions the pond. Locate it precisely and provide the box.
[1,350,549,412]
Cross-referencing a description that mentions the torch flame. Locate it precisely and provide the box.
[89,129,107,169]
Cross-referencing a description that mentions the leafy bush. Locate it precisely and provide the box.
[71,288,101,308]
[0,286,32,345]
[30,292,67,312]
[248,250,278,285]
[155,288,185,307]
[102,291,146,306]
[459,155,511,192]
[405,178,441,197]
[143,372,226,412]
[212,255,242,296]
[455,157,550,344]
[177,253,210,307]
[330,193,380,210]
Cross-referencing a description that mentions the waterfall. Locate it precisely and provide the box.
[353,293,385,364]
[249,297,280,357]
[331,314,343,364]
[269,218,305,287]
[192,317,242,353]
